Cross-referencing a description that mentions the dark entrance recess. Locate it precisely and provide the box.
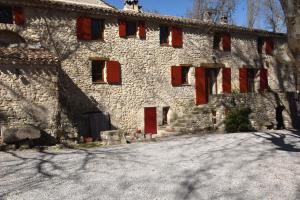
[144,107,157,134]
[82,111,111,141]
[163,107,170,125]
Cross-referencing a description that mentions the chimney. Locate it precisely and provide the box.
[203,11,213,23]
[220,16,228,24]
[124,0,142,12]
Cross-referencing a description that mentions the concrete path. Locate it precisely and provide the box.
[1,130,300,200]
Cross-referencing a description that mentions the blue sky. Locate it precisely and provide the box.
[106,0,248,27]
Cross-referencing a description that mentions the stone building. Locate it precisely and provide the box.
[0,0,298,141]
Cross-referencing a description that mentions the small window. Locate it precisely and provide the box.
[0,6,13,24]
[77,17,104,41]
[92,60,105,83]
[160,26,169,45]
[126,21,137,37]
[213,34,221,50]
[181,66,190,84]
[257,37,264,54]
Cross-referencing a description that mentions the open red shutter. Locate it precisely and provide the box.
[107,61,121,84]
[144,107,157,134]
[138,21,146,40]
[13,7,25,25]
[172,27,183,48]
[171,66,182,86]
[118,20,126,38]
[195,67,207,105]
[260,68,268,91]
[77,17,92,40]
[222,68,231,93]
[265,37,274,55]
[239,68,248,93]
[222,33,231,51]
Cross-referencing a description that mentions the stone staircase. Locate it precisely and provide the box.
[157,104,217,137]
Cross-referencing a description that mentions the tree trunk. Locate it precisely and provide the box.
[280,0,300,90]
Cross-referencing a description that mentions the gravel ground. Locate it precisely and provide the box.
[1,130,300,200]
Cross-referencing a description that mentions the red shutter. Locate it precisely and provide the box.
[118,20,126,38]
[171,66,182,86]
[107,61,121,84]
[265,37,274,55]
[260,68,268,91]
[13,7,25,25]
[222,33,231,52]
[222,68,231,93]
[138,21,146,40]
[172,27,183,48]
[239,68,248,93]
[144,107,157,134]
[195,67,207,105]
[77,17,92,40]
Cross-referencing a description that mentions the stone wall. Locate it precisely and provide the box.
[0,4,297,137]
[0,63,59,136]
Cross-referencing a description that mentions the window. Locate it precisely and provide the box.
[160,26,169,45]
[257,37,274,55]
[91,59,121,84]
[119,20,145,39]
[92,60,105,83]
[213,33,231,52]
[0,6,24,25]
[181,66,190,84]
[126,21,137,37]
[0,6,13,24]
[77,17,104,41]
[247,69,257,93]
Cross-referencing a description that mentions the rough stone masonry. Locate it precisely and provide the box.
[0,0,298,142]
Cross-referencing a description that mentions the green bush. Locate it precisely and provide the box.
[224,108,253,133]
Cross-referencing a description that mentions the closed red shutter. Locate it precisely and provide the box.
[239,68,248,93]
[77,17,92,40]
[222,68,231,93]
[195,67,207,105]
[118,20,126,38]
[222,33,231,51]
[171,66,182,86]
[107,61,121,84]
[172,27,183,48]
[138,21,146,40]
[13,7,25,25]
[265,37,274,55]
[144,107,157,134]
[260,68,268,91]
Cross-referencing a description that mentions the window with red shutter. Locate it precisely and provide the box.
[171,66,182,86]
[118,20,126,38]
[260,68,268,91]
[106,60,121,84]
[265,37,274,55]
[172,27,183,48]
[13,7,25,25]
[222,33,231,52]
[160,26,169,45]
[239,68,248,93]
[92,60,105,83]
[222,68,231,93]
[77,17,92,40]
[138,21,146,40]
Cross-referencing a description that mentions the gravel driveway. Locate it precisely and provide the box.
[1,130,300,200]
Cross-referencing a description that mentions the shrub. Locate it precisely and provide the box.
[224,107,253,133]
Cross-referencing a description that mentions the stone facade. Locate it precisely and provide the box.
[0,0,298,140]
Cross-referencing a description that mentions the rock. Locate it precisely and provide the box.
[2,127,41,144]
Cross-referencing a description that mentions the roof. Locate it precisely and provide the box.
[0,0,287,38]
[49,0,116,9]
[0,48,60,65]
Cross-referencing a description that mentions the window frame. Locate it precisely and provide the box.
[91,59,106,84]
[160,26,170,46]
[125,21,137,37]
[181,66,190,85]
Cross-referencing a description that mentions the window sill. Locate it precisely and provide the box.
[92,81,107,84]
[160,43,171,47]
[78,39,105,42]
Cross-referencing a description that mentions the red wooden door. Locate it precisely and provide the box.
[195,67,207,105]
[144,107,157,134]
